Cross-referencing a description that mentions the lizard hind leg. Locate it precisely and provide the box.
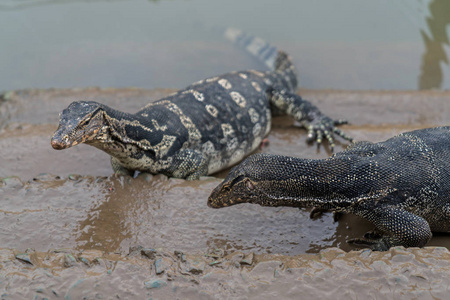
[349,206,432,251]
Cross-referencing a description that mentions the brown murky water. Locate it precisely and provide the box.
[0,88,449,298]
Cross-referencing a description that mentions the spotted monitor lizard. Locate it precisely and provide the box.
[51,28,352,179]
[208,127,450,250]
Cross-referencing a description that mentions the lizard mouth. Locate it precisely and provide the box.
[207,192,245,208]
[207,195,226,208]
[51,135,74,150]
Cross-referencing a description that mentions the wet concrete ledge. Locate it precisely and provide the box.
[1,87,449,128]
[0,87,449,298]
[1,246,449,299]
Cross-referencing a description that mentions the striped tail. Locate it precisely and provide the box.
[224,28,298,90]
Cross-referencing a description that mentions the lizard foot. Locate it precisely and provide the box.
[347,236,393,251]
[304,116,354,152]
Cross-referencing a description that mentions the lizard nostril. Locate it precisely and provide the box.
[51,139,62,150]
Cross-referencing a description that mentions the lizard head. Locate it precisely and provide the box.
[208,172,259,208]
[208,153,312,209]
[51,101,106,150]
[208,154,270,208]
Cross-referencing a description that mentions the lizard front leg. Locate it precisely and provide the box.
[270,90,353,151]
[166,149,209,180]
[110,156,135,176]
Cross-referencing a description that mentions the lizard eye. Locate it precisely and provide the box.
[223,185,232,192]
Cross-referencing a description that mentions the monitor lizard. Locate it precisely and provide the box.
[51,28,352,179]
[208,126,450,250]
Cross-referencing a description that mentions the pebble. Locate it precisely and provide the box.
[64,254,77,268]
[1,176,23,189]
[240,253,254,265]
[184,258,206,275]
[141,248,157,260]
[15,253,33,265]
[154,257,173,275]
[68,174,82,181]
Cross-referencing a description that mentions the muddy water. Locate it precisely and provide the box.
[0,88,449,298]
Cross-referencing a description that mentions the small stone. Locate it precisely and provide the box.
[185,258,206,275]
[141,248,157,260]
[1,91,15,101]
[64,254,77,268]
[241,253,254,265]
[206,249,224,259]
[128,245,144,257]
[144,279,167,289]
[2,177,23,189]
[78,257,90,266]
[68,174,82,181]
[208,260,221,266]
[15,253,33,265]
[154,257,173,275]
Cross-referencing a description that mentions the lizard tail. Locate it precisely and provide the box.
[224,28,298,89]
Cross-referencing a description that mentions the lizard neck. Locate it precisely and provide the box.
[86,105,148,159]
[243,154,375,210]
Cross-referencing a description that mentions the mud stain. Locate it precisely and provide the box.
[0,88,449,298]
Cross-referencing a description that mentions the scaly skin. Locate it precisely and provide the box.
[208,127,450,250]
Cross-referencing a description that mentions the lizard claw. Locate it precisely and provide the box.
[347,234,392,251]
[304,115,352,152]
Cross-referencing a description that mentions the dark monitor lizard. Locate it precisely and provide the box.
[208,126,450,250]
[51,28,352,179]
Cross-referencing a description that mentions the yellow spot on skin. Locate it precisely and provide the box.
[160,100,201,142]
[230,91,246,108]
[206,76,219,82]
[252,123,262,136]
[250,70,264,77]
[251,81,262,92]
[248,108,259,123]
[206,104,218,117]
[221,123,234,136]
[218,78,232,89]
[181,89,204,101]
[193,90,204,101]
